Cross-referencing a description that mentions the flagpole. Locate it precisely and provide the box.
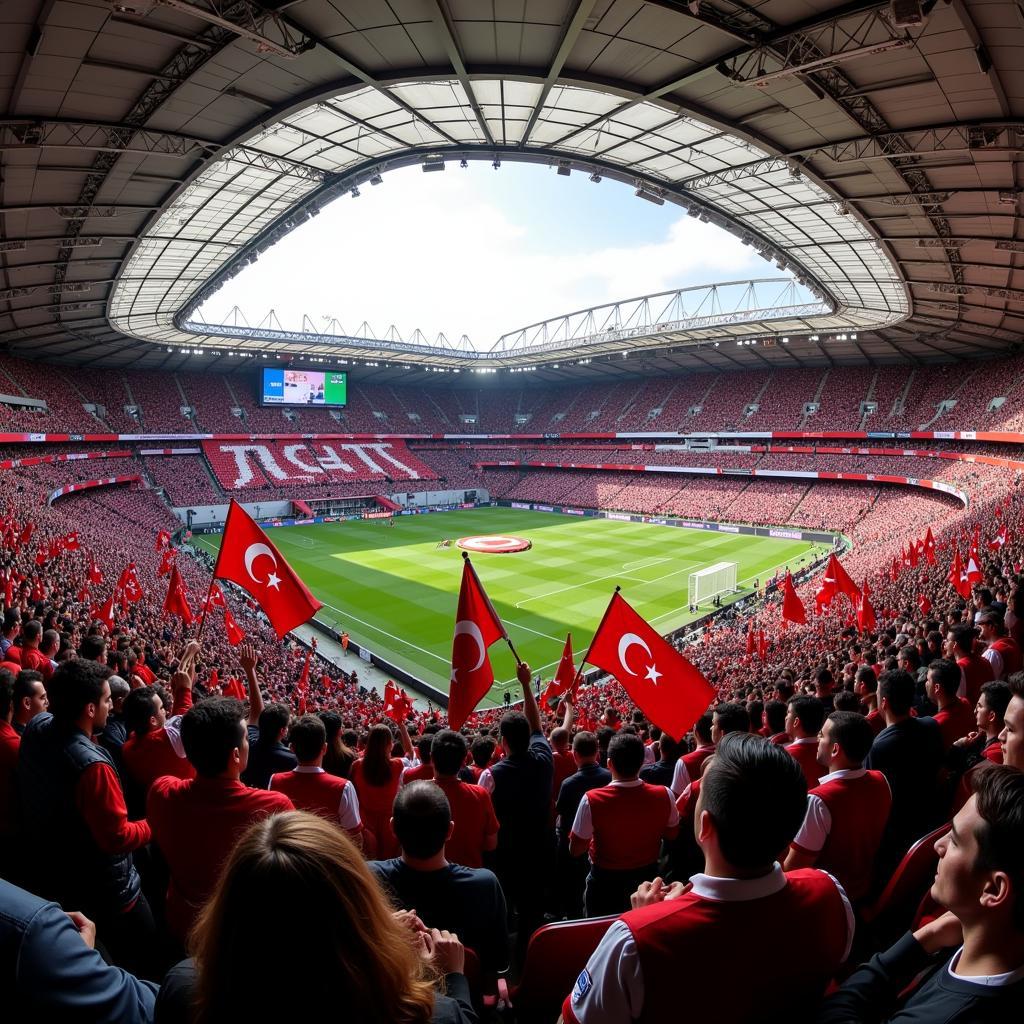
[462,551,524,665]
[568,585,621,696]
[197,500,233,638]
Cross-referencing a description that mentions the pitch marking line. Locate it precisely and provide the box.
[622,556,670,571]
[320,602,450,667]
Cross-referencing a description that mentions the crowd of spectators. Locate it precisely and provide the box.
[3,361,1024,1019]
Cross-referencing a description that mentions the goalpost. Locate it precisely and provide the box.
[688,561,739,608]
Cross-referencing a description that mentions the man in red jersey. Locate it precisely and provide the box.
[121,683,195,800]
[978,610,1022,680]
[785,711,892,902]
[671,706,745,797]
[785,695,827,789]
[402,733,435,783]
[147,696,294,942]
[269,714,362,844]
[562,733,852,1024]
[949,624,993,704]
[570,732,679,916]
[428,728,498,868]
[927,658,976,750]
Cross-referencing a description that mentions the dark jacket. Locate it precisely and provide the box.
[240,725,297,790]
[155,958,477,1024]
[0,878,157,1022]
[818,931,1024,1023]
[18,713,141,914]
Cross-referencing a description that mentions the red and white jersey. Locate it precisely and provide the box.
[563,865,853,1024]
[269,766,361,829]
[669,757,691,797]
[785,737,823,790]
[791,767,892,901]
[571,779,679,871]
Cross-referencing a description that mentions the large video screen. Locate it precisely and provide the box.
[260,368,347,407]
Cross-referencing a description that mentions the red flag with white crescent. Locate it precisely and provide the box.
[448,558,506,730]
[543,633,576,703]
[214,501,322,639]
[781,571,807,625]
[584,591,714,741]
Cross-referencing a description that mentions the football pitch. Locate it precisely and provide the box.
[194,509,824,707]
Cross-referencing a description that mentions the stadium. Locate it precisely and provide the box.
[3,1,1024,1020]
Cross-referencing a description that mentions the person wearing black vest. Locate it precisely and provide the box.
[18,658,156,978]
[478,660,552,960]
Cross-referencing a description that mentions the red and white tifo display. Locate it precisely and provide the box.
[456,535,532,554]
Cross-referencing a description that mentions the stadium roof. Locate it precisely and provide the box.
[2,0,1024,383]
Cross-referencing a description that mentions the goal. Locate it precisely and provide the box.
[688,561,739,608]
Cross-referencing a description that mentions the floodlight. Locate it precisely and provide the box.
[369,174,383,185]
[557,161,571,176]
[492,157,501,169]
[459,159,468,168]
[636,188,665,205]
[590,172,602,183]
[423,157,445,172]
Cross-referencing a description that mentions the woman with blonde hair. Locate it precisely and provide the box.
[155,811,475,1024]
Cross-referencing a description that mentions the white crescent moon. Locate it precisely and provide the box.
[243,543,277,583]
[617,632,652,677]
[454,619,486,672]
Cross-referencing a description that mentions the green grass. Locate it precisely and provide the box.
[195,509,823,707]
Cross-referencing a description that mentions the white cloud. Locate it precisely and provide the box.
[202,167,767,347]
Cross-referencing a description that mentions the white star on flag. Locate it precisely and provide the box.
[266,571,282,590]
[644,663,662,686]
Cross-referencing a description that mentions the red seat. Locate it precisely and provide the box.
[506,915,618,1023]
[860,822,951,947]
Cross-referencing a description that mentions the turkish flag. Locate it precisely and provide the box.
[857,590,877,632]
[214,500,322,639]
[918,594,932,616]
[989,524,1009,551]
[155,529,171,552]
[117,563,143,605]
[543,633,576,703]
[225,676,247,701]
[384,679,414,723]
[746,621,756,657]
[949,548,972,599]
[966,546,983,585]
[208,668,220,693]
[88,555,103,585]
[448,558,506,730]
[34,547,47,567]
[163,564,194,624]
[781,571,806,625]
[890,557,900,582]
[757,629,768,662]
[95,593,116,630]
[907,542,918,569]
[157,548,176,577]
[20,522,34,547]
[584,591,714,741]
[63,531,80,551]
[223,607,245,646]
[822,553,860,608]
[923,527,937,565]
[207,582,226,609]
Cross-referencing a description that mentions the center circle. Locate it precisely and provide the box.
[456,535,532,554]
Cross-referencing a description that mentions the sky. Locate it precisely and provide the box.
[198,161,778,350]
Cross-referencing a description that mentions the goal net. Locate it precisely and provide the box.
[688,561,739,608]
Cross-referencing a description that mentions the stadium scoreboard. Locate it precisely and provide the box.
[260,368,347,407]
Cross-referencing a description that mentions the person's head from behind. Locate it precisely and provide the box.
[878,668,916,719]
[833,690,861,713]
[2,609,19,639]
[430,729,467,778]
[785,695,825,740]
[607,732,645,781]
[123,685,165,738]
[549,725,570,753]
[289,714,327,765]
[391,780,452,861]
[572,730,598,765]
[499,710,530,756]
[854,664,877,699]
[817,711,874,771]
[932,765,1024,934]
[13,669,48,725]
[190,811,437,1024]
[658,732,681,763]
[180,697,247,778]
[696,733,807,873]
[257,702,290,744]
[1000,673,1024,770]
[77,634,106,664]
[107,674,130,712]
[712,702,749,743]
[22,619,42,648]
[47,659,109,733]
[471,735,494,769]
[763,700,787,736]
